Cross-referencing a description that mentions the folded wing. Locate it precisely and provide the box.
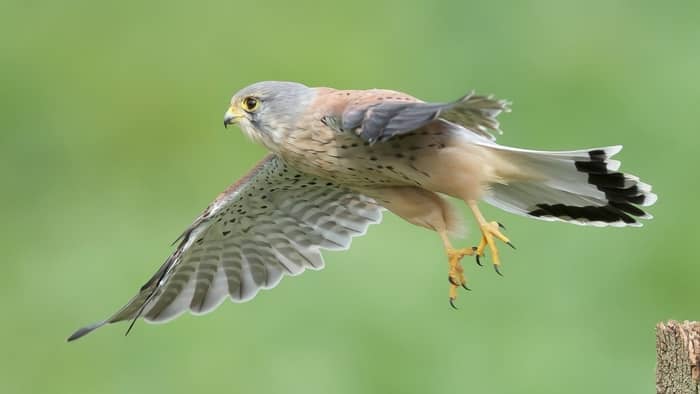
[338,91,510,143]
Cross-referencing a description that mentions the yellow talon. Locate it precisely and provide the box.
[439,199,517,308]
[446,247,474,306]
[468,201,514,276]
[475,221,511,275]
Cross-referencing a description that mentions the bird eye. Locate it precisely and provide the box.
[241,96,260,112]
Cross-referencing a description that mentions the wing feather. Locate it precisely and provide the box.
[67,154,382,340]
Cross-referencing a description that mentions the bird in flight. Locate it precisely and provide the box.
[68,81,656,341]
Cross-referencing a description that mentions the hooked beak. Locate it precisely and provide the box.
[223,106,243,128]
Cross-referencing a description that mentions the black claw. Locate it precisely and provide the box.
[493,264,504,277]
[498,222,506,230]
[475,253,483,267]
[448,276,459,286]
[461,283,471,291]
[449,297,458,309]
[506,241,516,250]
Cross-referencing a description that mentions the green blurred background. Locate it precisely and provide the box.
[2,0,698,393]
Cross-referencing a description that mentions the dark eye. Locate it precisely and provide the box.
[242,96,260,112]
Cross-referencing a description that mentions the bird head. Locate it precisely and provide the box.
[224,81,315,150]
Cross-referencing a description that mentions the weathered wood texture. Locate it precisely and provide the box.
[656,321,700,394]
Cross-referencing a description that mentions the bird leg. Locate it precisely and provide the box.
[439,230,475,308]
[467,200,514,276]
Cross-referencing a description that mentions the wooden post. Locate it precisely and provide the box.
[656,321,700,394]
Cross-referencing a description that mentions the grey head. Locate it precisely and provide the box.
[223,81,316,149]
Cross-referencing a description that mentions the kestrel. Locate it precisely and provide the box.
[68,81,656,341]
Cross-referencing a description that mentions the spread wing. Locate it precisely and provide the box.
[337,91,510,144]
[68,154,382,341]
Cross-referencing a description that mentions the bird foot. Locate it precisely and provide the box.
[474,221,515,276]
[447,247,475,308]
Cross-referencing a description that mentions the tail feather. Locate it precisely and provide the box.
[483,145,656,227]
